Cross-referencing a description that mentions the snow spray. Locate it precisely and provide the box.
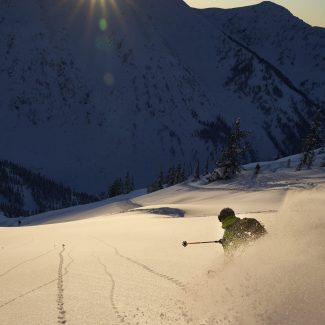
[185,186,325,325]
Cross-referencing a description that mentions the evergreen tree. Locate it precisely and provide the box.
[109,178,123,197]
[194,160,200,180]
[287,159,291,168]
[123,172,132,194]
[209,118,250,181]
[180,164,186,182]
[174,164,182,184]
[297,110,322,170]
[321,156,325,167]
[147,170,164,193]
[204,159,209,175]
[255,163,260,175]
[130,176,135,192]
[157,170,164,190]
[167,166,175,187]
[0,159,97,217]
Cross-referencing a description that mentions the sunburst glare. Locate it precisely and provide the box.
[56,0,126,31]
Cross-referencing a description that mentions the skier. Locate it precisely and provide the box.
[218,208,267,257]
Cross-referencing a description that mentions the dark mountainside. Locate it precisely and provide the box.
[0,159,98,217]
[202,1,325,108]
[0,0,324,213]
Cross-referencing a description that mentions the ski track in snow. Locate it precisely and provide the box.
[0,278,57,310]
[57,246,65,324]
[95,239,194,324]
[95,238,187,290]
[57,245,67,324]
[96,257,129,325]
[0,247,56,278]
[0,249,74,311]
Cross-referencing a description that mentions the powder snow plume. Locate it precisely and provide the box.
[186,186,325,325]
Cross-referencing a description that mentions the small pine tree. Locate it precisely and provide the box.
[147,170,164,193]
[204,159,209,175]
[287,159,291,169]
[146,184,151,194]
[194,160,200,180]
[321,156,325,167]
[167,166,175,187]
[209,118,250,181]
[297,110,322,170]
[255,163,260,175]
[123,173,129,194]
[157,170,164,190]
[174,164,182,184]
[108,178,123,197]
[180,164,186,182]
[123,172,132,194]
[130,176,135,192]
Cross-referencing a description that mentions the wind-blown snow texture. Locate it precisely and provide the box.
[0,0,324,193]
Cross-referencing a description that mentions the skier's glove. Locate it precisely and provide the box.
[218,239,224,245]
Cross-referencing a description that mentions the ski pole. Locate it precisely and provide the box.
[182,240,223,247]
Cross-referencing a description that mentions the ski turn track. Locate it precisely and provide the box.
[0,278,57,310]
[96,238,187,290]
[95,239,193,324]
[97,257,129,325]
[0,247,56,278]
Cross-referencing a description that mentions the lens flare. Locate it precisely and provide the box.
[103,72,115,86]
[99,18,108,31]
[56,0,126,32]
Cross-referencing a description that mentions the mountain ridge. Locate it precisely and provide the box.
[202,1,325,107]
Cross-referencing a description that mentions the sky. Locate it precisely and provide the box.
[185,0,325,27]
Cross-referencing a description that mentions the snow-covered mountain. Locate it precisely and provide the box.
[0,0,323,193]
[202,1,325,107]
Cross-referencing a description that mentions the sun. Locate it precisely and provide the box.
[57,0,123,29]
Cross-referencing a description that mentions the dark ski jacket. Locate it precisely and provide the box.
[221,215,267,254]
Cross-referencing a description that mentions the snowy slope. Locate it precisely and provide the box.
[0,0,322,193]
[1,149,324,225]
[0,156,325,324]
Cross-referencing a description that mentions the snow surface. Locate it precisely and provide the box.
[0,155,325,324]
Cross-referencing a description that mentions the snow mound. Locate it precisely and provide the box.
[136,207,185,218]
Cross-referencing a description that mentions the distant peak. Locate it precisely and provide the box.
[260,1,278,5]
[258,1,289,11]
